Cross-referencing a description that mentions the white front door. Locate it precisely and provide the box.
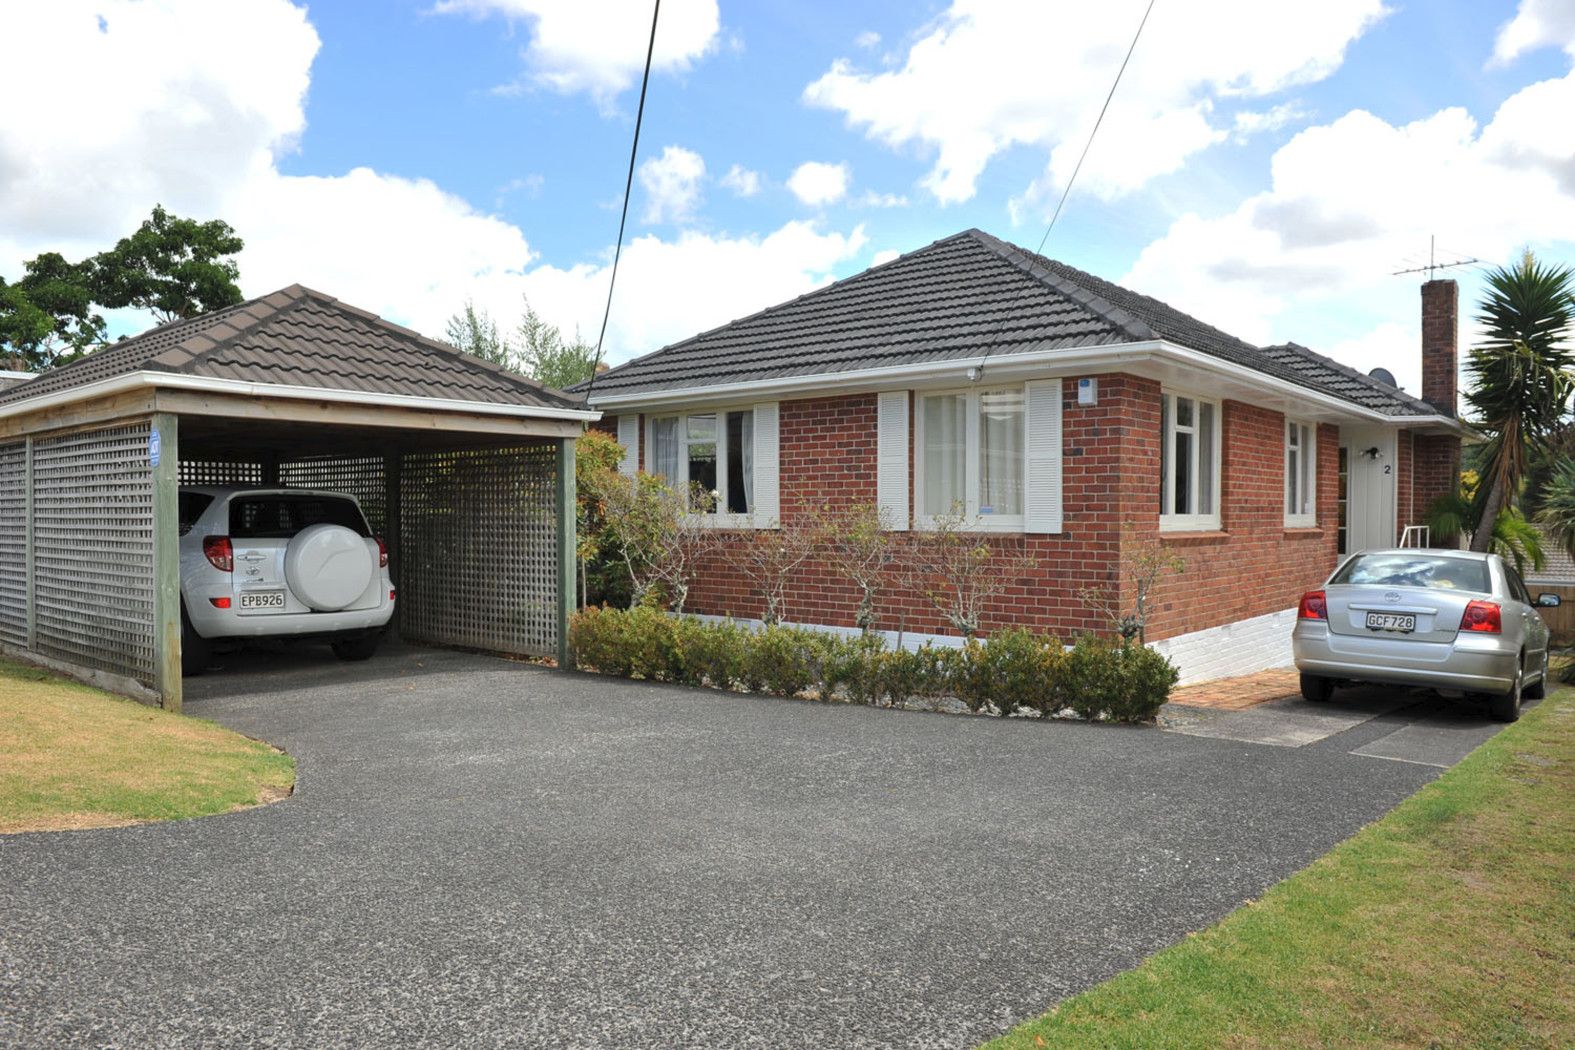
[1341,426,1397,554]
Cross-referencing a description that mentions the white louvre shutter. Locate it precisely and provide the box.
[877,391,910,531]
[752,402,780,525]
[1024,379,1063,533]
[615,415,639,476]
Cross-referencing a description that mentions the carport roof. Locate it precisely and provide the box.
[0,285,589,414]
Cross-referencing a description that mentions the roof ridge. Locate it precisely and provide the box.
[963,230,1157,342]
[1264,340,1439,414]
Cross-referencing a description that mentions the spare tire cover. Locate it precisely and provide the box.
[285,523,373,612]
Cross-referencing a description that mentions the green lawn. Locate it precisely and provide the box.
[986,692,1575,1049]
[0,657,294,834]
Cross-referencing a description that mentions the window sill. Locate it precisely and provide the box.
[1159,529,1229,543]
[1283,524,1323,536]
[913,516,1027,533]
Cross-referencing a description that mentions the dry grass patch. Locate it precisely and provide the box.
[0,657,294,834]
[984,693,1575,1049]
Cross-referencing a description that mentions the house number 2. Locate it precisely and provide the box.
[1383,465,1392,474]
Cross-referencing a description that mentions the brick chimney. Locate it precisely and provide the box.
[1421,279,1458,415]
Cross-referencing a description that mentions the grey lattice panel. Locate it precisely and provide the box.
[0,441,26,647]
[281,456,387,535]
[180,460,263,486]
[31,423,156,685]
[399,445,557,656]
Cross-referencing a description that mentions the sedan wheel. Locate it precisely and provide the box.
[1490,669,1522,723]
[1300,673,1334,703]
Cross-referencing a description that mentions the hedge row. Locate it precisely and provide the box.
[568,606,1178,723]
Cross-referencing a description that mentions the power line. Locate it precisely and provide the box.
[585,0,660,397]
[1033,0,1157,259]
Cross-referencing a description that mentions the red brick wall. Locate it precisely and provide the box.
[1141,407,1340,640]
[1413,432,1462,537]
[1422,279,1459,414]
[666,376,1343,642]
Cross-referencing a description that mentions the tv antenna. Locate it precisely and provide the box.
[1392,235,1479,279]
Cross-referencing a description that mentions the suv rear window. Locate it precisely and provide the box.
[178,492,214,536]
[229,495,370,539]
[1331,553,1490,593]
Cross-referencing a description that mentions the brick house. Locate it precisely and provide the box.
[584,229,1471,682]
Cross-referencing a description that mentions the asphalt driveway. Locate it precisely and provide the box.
[0,646,1493,1048]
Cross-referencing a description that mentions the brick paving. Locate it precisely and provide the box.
[1169,667,1302,710]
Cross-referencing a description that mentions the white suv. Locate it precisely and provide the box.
[179,487,395,674]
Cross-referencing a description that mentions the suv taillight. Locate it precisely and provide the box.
[1298,590,1327,620]
[377,537,388,568]
[1461,600,1501,634]
[203,536,233,573]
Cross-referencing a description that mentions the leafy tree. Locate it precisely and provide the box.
[1536,457,1575,562]
[442,296,598,390]
[583,466,719,612]
[518,299,597,390]
[1426,486,1547,577]
[444,300,512,368]
[725,514,819,626]
[90,204,244,324]
[574,428,632,608]
[1079,523,1186,643]
[1463,251,1575,552]
[0,253,106,370]
[910,502,1038,640]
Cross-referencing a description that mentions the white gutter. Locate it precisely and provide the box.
[587,338,1470,433]
[0,370,601,424]
[0,369,36,381]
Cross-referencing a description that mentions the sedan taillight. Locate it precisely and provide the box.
[1298,590,1327,620]
[1461,600,1502,634]
[377,537,388,568]
[203,536,233,573]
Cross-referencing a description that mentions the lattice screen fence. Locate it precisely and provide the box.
[31,423,157,686]
[0,441,27,649]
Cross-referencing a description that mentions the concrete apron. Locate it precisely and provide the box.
[1159,690,1518,768]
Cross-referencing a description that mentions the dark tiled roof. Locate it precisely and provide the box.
[0,286,583,411]
[584,228,1442,418]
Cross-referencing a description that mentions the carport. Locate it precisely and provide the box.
[0,285,598,711]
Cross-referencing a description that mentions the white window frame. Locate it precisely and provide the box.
[1159,389,1223,532]
[646,407,762,528]
[1285,418,1317,528]
[913,385,1026,532]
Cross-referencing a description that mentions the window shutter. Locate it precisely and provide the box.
[615,415,639,476]
[1024,379,1063,534]
[877,391,910,531]
[752,402,780,525]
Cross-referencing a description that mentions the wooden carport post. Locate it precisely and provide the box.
[151,412,182,711]
[556,436,576,670]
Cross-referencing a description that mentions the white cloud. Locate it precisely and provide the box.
[638,145,706,223]
[1493,0,1575,64]
[1231,102,1312,142]
[1119,68,1575,386]
[0,1,866,367]
[804,0,1388,205]
[720,163,762,197]
[433,0,721,106]
[871,248,901,266]
[787,161,851,207]
[854,190,908,208]
[854,30,881,49]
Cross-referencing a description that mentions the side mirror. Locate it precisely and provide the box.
[1536,593,1562,608]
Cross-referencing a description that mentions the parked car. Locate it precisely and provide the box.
[1293,548,1557,722]
[179,487,394,674]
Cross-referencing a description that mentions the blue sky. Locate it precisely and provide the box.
[4,1,1575,395]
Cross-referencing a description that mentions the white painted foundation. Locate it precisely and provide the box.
[1146,606,1298,686]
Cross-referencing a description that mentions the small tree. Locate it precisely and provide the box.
[518,299,598,390]
[0,254,106,370]
[726,515,819,626]
[910,503,1038,640]
[585,469,718,612]
[817,502,898,635]
[1079,525,1185,643]
[574,429,629,607]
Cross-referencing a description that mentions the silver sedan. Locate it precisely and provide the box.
[1292,548,1558,722]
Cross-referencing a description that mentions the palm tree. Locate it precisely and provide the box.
[1537,457,1575,561]
[1465,251,1575,553]
[1427,488,1546,577]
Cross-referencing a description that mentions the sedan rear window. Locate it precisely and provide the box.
[1331,553,1490,593]
[229,495,370,539]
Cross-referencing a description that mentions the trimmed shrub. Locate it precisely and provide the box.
[677,616,747,689]
[1056,635,1177,722]
[821,633,887,705]
[744,625,819,698]
[879,643,956,708]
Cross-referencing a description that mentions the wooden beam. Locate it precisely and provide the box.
[154,389,583,440]
[23,436,34,649]
[555,437,577,670]
[0,389,158,441]
[150,413,183,712]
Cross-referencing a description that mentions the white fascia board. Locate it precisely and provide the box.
[0,371,601,424]
[588,338,1455,430]
[0,369,37,381]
